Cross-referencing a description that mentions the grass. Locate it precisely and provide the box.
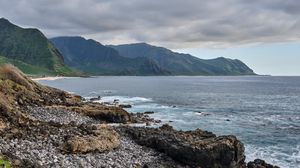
[0,55,55,76]
[0,55,82,77]
[0,157,11,168]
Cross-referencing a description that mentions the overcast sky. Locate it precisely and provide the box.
[0,0,299,75]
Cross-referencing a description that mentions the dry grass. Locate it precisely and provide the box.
[0,120,6,129]
[0,92,10,113]
[0,64,33,90]
[61,124,120,154]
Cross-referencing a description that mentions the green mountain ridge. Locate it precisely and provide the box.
[51,36,170,75]
[0,18,255,76]
[51,36,255,76]
[110,43,256,75]
[0,18,76,76]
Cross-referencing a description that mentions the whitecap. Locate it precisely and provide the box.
[245,144,298,168]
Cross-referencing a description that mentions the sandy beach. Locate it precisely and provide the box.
[31,76,73,81]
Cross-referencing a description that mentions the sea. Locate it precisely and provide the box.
[38,76,300,168]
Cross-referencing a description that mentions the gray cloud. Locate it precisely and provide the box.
[0,0,300,48]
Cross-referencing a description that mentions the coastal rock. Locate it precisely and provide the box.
[247,159,279,168]
[89,96,101,101]
[62,103,131,123]
[61,124,120,154]
[130,112,161,124]
[118,104,132,108]
[144,111,155,114]
[122,124,246,168]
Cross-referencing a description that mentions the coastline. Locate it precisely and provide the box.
[31,76,74,81]
[0,67,279,168]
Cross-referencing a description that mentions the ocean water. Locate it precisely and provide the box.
[38,76,300,168]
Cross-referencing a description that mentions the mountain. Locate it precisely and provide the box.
[110,43,255,75]
[51,36,169,75]
[0,18,76,76]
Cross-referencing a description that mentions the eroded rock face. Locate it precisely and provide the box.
[122,124,246,168]
[61,124,120,154]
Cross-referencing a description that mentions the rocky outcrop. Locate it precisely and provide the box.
[130,112,161,124]
[122,124,246,168]
[247,159,279,168]
[54,103,131,123]
[61,124,120,154]
[0,64,131,124]
[118,104,132,108]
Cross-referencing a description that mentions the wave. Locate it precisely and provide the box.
[89,95,300,168]
[95,96,152,104]
[245,144,299,168]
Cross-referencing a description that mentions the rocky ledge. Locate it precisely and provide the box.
[120,124,245,168]
[0,64,279,168]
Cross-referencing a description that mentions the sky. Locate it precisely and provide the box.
[0,0,299,75]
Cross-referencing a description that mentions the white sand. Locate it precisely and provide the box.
[31,76,70,81]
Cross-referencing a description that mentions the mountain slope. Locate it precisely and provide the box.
[0,18,75,75]
[51,37,169,75]
[110,43,255,75]
[0,55,53,75]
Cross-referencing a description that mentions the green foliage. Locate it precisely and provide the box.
[0,55,55,76]
[0,157,11,168]
[51,37,169,75]
[52,37,255,76]
[0,18,77,76]
[112,43,256,75]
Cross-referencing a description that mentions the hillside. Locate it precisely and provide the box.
[0,18,76,76]
[51,37,169,75]
[111,43,255,75]
[51,36,255,75]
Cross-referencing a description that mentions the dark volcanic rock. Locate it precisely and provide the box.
[122,124,246,168]
[130,112,161,124]
[144,111,155,114]
[118,104,132,108]
[247,159,279,168]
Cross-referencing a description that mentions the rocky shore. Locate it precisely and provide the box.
[0,64,279,168]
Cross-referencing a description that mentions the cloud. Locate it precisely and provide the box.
[0,0,300,48]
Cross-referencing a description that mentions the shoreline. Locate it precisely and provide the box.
[0,67,279,168]
[31,76,75,81]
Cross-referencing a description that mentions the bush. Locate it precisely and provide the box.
[0,64,33,90]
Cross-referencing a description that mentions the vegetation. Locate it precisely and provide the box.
[0,156,11,168]
[0,55,54,76]
[52,37,255,76]
[0,64,34,90]
[51,36,169,75]
[0,18,77,76]
[111,43,256,75]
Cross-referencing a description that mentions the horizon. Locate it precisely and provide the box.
[0,0,300,76]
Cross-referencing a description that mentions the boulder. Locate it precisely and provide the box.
[144,111,155,114]
[247,159,279,168]
[119,104,132,108]
[89,96,101,101]
[123,124,245,168]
